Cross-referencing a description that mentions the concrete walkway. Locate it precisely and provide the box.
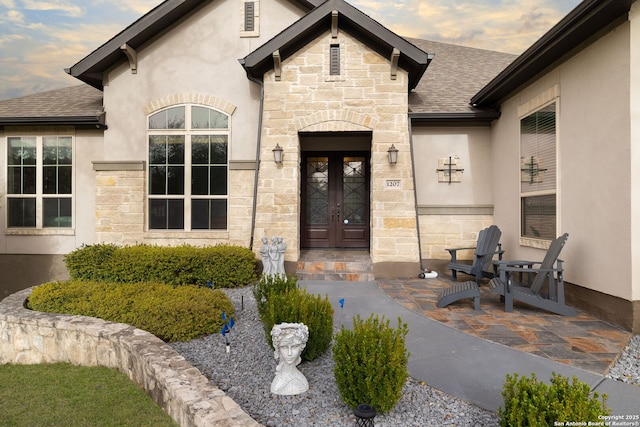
[302,280,640,416]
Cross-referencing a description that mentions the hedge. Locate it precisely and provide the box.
[64,244,257,288]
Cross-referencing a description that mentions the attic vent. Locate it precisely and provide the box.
[244,2,255,32]
[330,44,340,75]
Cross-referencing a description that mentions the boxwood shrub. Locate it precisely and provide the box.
[253,274,333,361]
[333,314,409,413]
[64,244,257,288]
[27,280,235,343]
[498,372,610,426]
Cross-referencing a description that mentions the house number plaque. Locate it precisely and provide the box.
[386,180,401,188]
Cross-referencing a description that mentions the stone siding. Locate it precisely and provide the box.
[94,168,145,245]
[419,214,494,260]
[255,32,419,265]
[92,162,256,248]
[0,288,260,427]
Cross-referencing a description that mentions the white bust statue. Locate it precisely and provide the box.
[270,323,309,395]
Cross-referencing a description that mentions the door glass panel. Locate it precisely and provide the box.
[343,157,366,225]
[306,157,329,224]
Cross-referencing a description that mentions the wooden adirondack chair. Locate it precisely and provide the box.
[488,233,576,316]
[446,225,504,286]
[437,225,503,310]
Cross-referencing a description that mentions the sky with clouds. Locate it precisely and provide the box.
[0,0,581,101]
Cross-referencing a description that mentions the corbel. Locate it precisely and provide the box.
[390,48,400,80]
[120,43,138,74]
[331,10,339,38]
[273,50,281,81]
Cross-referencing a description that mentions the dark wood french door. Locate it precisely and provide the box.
[301,152,370,248]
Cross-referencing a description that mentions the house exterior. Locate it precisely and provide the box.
[0,0,638,332]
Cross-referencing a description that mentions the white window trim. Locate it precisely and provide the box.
[147,104,230,233]
[518,90,560,249]
[3,134,75,235]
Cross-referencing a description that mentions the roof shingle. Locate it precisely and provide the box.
[408,39,516,114]
[0,85,104,126]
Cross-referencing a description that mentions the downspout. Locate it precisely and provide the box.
[408,116,427,274]
[242,66,265,251]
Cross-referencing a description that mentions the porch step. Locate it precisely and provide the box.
[296,250,375,282]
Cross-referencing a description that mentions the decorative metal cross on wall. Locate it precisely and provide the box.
[520,155,547,184]
[436,156,464,184]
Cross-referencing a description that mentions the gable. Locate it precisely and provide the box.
[66,0,321,90]
[240,0,432,91]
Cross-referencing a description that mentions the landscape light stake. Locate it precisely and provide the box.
[220,311,235,354]
[354,404,376,426]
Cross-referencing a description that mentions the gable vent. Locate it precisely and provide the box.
[330,44,340,75]
[244,2,255,32]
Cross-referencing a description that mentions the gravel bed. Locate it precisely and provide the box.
[170,286,639,427]
[606,334,640,386]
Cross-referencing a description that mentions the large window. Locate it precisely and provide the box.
[6,136,73,228]
[148,105,228,230]
[520,102,556,240]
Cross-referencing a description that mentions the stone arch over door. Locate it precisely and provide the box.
[295,110,377,133]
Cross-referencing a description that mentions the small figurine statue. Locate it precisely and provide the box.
[259,237,272,276]
[260,236,287,277]
[275,236,287,276]
[270,323,309,395]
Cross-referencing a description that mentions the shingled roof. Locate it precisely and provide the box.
[0,85,104,127]
[408,38,516,117]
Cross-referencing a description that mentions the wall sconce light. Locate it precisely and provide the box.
[387,144,398,165]
[272,143,284,164]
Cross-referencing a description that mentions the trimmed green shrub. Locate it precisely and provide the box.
[64,244,257,288]
[332,314,409,413]
[254,274,333,361]
[27,280,235,342]
[498,372,610,427]
[253,274,299,317]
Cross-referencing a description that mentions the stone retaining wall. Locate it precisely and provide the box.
[0,288,260,427]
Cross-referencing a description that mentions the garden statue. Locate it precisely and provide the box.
[259,236,287,277]
[270,322,309,395]
[259,237,273,276]
[276,236,287,275]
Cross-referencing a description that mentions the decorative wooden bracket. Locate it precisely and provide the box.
[390,48,400,80]
[273,50,281,81]
[331,10,339,38]
[120,44,137,74]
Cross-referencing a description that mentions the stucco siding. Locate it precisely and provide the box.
[101,0,306,165]
[630,0,640,302]
[412,126,495,260]
[492,21,633,300]
[0,126,102,254]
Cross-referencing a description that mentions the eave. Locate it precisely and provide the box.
[241,0,432,91]
[0,114,107,129]
[66,0,321,90]
[410,111,501,127]
[471,0,634,108]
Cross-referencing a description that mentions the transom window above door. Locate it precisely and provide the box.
[147,105,229,231]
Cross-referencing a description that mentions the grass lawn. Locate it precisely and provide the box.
[0,363,178,427]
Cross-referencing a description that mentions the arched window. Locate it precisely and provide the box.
[147,105,229,230]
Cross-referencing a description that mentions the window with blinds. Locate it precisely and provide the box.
[520,102,557,240]
[330,44,340,75]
